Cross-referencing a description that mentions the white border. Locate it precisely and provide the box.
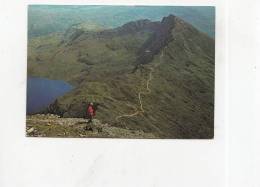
[0,1,230,187]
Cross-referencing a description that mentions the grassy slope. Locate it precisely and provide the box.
[28,30,150,82]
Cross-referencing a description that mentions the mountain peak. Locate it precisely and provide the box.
[118,19,152,33]
[123,19,151,27]
[161,14,176,24]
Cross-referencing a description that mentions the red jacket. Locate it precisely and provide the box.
[87,105,95,116]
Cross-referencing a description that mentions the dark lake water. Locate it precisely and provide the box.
[26,77,73,114]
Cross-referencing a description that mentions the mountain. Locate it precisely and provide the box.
[27,15,215,138]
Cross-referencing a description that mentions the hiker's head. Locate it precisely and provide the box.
[90,102,93,106]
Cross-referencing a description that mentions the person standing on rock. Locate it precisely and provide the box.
[86,102,95,125]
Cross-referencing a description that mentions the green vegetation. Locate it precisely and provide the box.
[27,15,214,138]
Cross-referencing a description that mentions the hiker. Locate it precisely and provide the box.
[86,102,95,124]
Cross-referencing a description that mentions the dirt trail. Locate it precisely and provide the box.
[115,51,164,122]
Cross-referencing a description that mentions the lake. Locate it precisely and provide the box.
[26,77,73,114]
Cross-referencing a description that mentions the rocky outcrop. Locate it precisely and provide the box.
[26,114,157,138]
[136,15,177,65]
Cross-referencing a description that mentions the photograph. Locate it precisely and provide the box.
[26,5,215,139]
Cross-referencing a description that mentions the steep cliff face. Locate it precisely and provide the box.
[28,15,214,138]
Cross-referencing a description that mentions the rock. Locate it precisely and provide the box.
[97,127,103,133]
[85,126,93,132]
[27,127,34,134]
[26,114,158,138]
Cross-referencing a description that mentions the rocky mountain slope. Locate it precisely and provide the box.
[27,15,215,138]
[27,114,156,138]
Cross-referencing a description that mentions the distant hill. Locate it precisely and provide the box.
[28,5,215,38]
[28,15,214,138]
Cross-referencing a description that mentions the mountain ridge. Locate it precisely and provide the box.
[28,6,215,38]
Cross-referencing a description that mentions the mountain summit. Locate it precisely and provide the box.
[27,15,214,138]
